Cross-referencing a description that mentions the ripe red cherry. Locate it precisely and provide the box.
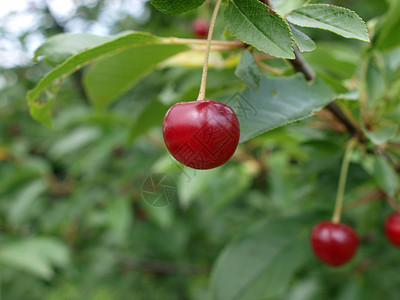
[191,18,209,38]
[163,100,240,170]
[384,212,400,247]
[310,221,359,267]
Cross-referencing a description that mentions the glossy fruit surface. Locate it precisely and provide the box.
[310,221,359,267]
[191,18,209,38]
[384,212,400,247]
[163,100,240,170]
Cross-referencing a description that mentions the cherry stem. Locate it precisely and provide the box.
[332,138,357,224]
[197,0,223,101]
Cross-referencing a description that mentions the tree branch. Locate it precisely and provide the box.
[289,47,363,138]
[257,1,363,139]
[343,189,384,211]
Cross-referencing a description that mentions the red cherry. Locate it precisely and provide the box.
[310,221,359,267]
[191,18,209,38]
[163,100,240,170]
[384,212,400,247]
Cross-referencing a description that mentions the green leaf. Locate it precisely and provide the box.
[286,4,370,42]
[106,197,133,244]
[83,44,188,109]
[8,179,47,226]
[235,50,261,91]
[0,238,70,280]
[225,0,294,59]
[270,0,304,15]
[27,32,189,126]
[289,23,316,52]
[373,156,399,197]
[48,127,102,160]
[151,0,206,15]
[220,75,335,143]
[210,217,312,300]
[177,164,253,209]
[364,125,398,145]
[34,33,115,66]
[374,0,400,51]
[364,55,386,109]
[128,100,170,143]
[385,47,400,74]
[303,43,360,80]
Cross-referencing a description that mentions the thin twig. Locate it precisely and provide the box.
[192,44,246,51]
[163,37,244,47]
[253,52,276,61]
[381,191,400,212]
[254,59,283,75]
[343,189,384,211]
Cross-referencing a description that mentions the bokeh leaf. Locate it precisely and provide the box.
[373,156,399,197]
[364,125,398,145]
[374,0,400,51]
[177,164,253,209]
[364,55,387,109]
[211,216,312,300]
[106,197,133,244]
[128,100,169,143]
[48,127,102,160]
[0,238,70,280]
[8,179,47,226]
[270,0,304,15]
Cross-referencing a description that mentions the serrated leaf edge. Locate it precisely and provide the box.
[286,4,370,42]
[151,0,207,15]
[226,0,295,59]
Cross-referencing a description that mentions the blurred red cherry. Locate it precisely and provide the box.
[191,18,209,38]
[384,212,400,247]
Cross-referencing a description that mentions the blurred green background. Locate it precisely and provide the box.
[1,0,400,299]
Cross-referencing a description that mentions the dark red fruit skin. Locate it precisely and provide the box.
[384,212,400,247]
[310,221,359,267]
[163,100,240,170]
[191,19,209,38]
